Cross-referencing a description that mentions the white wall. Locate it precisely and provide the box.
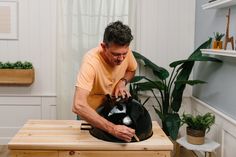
[0,0,57,143]
[136,0,195,70]
[0,0,196,144]
[135,0,195,96]
[0,0,56,95]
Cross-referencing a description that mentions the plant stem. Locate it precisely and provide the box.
[151,90,162,113]
[169,67,179,93]
[167,67,176,90]
[144,77,165,105]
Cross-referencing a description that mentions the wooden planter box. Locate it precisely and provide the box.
[0,69,35,85]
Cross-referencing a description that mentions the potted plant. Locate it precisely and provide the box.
[130,38,222,140]
[0,61,34,85]
[212,32,224,49]
[181,112,215,145]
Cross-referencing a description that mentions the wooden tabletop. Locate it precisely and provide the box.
[8,120,173,151]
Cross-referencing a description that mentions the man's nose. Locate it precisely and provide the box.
[117,55,125,60]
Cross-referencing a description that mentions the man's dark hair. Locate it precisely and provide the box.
[103,21,133,46]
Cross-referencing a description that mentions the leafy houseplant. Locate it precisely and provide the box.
[181,112,215,144]
[0,61,33,69]
[213,32,225,41]
[130,38,222,140]
[0,61,34,85]
[213,32,224,49]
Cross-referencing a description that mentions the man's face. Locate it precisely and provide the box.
[102,43,129,66]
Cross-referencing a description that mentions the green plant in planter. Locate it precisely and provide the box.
[181,112,215,144]
[213,32,224,41]
[0,61,33,69]
[130,38,222,140]
[181,112,215,133]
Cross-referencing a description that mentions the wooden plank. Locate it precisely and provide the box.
[59,151,171,157]
[8,120,173,151]
[10,150,58,157]
[0,69,34,85]
[10,150,171,157]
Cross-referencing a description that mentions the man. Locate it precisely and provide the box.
[72,21,137,142]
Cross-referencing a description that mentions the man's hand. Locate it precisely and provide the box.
[111,125,135,142]
[73,87,135,142]
[114,79,131,99]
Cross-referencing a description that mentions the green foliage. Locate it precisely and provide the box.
[181,112,215,133]
[130,38,222,140]
[0,61,33,69]
[213,32,225,41]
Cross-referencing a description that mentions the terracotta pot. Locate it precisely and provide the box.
[212,40,223,49]
[186,127,205,145]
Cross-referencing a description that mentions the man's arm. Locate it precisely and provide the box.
[114,70,136,98]
[72,87,135,142]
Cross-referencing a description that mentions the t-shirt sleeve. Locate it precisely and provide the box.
[75,55,95,91]
[127,50,138,71]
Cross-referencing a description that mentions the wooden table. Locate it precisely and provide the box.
[8,120,173,157]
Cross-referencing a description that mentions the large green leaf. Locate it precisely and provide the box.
[175,80,206,86]
[135,81,166,91]
[129,83,140,102]
[169,38,221,68]
[130,76,146,83]
[171,62,193,112]
[132,51,169,80]
[171,38,214,112]
[170,56,222,68]
[165,113,181,140]
[153,106,164,120]
[189,37,212,59]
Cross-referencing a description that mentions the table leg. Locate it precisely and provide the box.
[175,143,180,157]
[208,152,212,157]
[204,152,212,157]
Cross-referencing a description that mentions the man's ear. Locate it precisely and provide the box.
[100,43,106,49]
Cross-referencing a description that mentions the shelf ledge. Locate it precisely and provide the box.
[201,49,236,57]
[202,0,236,10]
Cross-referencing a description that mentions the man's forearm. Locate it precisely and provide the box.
[72,88,115,134]
[121,70,136,84]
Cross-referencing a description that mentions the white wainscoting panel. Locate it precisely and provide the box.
[191,97,236,157]
[0,96,56,144]
[222,130,236,157]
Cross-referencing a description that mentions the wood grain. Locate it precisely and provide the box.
[8,120,173,152]
[0,69,34,85]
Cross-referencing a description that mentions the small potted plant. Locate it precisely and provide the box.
[0,61,34,85]
[181,112,215,145]
[213,32,224,49]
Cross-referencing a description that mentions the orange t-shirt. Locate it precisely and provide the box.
[76,45,137,109]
